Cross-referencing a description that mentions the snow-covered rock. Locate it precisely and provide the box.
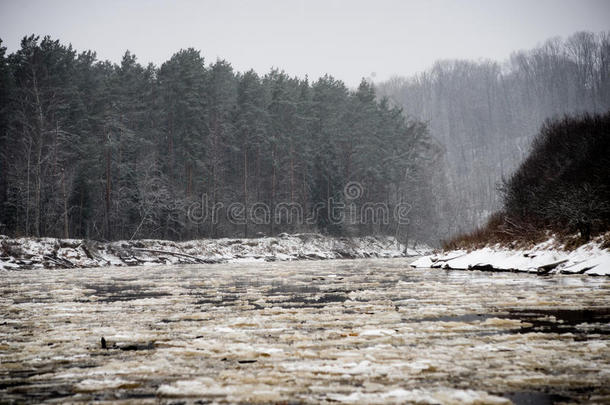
[411,233,610,276]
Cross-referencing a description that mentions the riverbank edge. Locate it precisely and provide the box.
[0,234,431,270]
[411,233,610,276]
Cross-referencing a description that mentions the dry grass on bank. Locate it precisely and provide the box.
[440,212,601,252]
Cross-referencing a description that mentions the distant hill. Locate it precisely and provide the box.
[376,31,610,237]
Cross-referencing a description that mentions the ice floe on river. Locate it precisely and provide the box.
[1,258,608,403]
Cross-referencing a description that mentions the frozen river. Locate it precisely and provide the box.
[1,258,609,404]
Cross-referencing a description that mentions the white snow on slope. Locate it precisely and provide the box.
[0,233,431,270]
[411,233,610,276]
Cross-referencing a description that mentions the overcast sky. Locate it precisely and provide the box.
[1,0,609,87]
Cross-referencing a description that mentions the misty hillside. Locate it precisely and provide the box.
[376,31,610,235]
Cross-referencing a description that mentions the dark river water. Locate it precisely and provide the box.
[1,258,609,404]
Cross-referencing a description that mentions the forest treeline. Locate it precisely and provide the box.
[0,35,442,243]
[377,31,610,235]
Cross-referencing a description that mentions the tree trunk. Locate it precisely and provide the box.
[243,146,248,238]
[290,144,295,203]
[256,144,261,201]
[34,135,42,237]
[186,162,192,197]
[25,137,32,235]
[209,117,219,238]
[105,137,111,239]
[62,169,69,239]
[270,144,276,236]
[32,69,44,237]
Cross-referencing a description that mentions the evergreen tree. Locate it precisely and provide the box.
[0,34,440,243]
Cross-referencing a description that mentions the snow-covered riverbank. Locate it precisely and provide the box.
[411,233,610,276]
[0,234,430,270]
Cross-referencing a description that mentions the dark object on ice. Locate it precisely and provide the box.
[43,254,75,268]
[132,247,204,262]
[510,307,610,335]
[536,259,568,275]
[131,247,220,264]
[119,341,155,351]
[100,336,154,350]
[237,359,257,364]
[502,391,571,405]
[469,263,495,271]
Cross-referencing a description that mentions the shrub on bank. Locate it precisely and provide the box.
[445,112,610,250]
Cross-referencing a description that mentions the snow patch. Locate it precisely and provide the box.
[411,233,610,276]
[327,387,510,404]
